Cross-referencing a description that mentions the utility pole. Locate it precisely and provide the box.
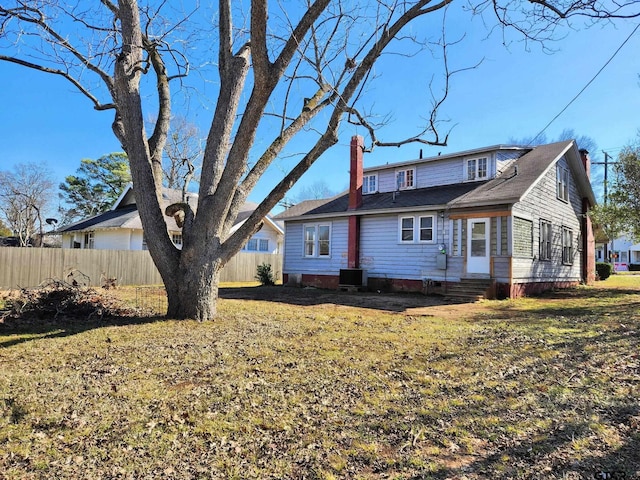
[592,151,614,203]
[592,151,618,267]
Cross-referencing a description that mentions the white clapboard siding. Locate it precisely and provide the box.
[360,214,452,281]
[511,154,583,283]
[282,219,349,275]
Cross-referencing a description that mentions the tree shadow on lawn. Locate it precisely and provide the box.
[218,285,456,312]
[426,404,640,479]
[344,301,640,479]
[1,285,638,477]
[0,313,165,349]
[412,287,640,479]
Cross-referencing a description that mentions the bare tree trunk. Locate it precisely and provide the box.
[164,247,223,321]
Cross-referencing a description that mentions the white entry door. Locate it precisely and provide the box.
[467,218,490,275]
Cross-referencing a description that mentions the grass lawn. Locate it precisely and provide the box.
[1,276,639,479]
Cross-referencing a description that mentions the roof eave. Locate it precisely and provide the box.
[448,198,520,210]
[282,204,450,222]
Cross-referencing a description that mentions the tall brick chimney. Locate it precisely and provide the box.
[347,135,364,269]
[348,135,364,210]
[579,148,596,285]
[579,148,591,179]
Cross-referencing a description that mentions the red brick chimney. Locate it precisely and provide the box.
[348,135,364,210]
[579,148,595,284]
[579,148,591,179]
[348,135,364,269]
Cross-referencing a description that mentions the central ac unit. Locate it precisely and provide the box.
[339,268,367,287]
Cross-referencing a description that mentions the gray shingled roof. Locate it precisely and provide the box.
[59,190,279,234]
[277,140,595,220]
[448,140,575,208]
[57,203,184,233]
[273,196,342,219]
[276,182,487,219]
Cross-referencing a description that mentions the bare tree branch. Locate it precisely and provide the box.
[0,55,115,110]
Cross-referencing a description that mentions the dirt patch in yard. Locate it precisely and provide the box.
[219,285,495,319]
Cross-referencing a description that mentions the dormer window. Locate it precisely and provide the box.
[466,157,488,181]
[363,173,378,194]
[396,168,415,190]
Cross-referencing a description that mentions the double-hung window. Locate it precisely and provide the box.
[84,231,94,249]
[400,217,414,242]
[562,226,573,265]
[557,165,569,202]
[304,224,331,257]
[539,220,552,260]
[419,216,434,242]
[396,168,415,190]
[399,215,435,243]
[363,174,377,194]
[466,157,488,181]
[259,239,269,252]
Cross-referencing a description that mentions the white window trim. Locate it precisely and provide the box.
[399,216,414,243]
[418,215,435,243]
[395,168,416,190]
[398,214,436,244]
[363,173,378,194]
[84,231,94,249]
[557,165,570,202]
[303,223,332,258]
[562,226,573,265]
[465,157,489,182]
[539,220,552,261]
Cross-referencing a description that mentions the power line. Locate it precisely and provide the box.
[529,23,640,146]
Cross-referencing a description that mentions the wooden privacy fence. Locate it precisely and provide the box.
[0,247,282,289]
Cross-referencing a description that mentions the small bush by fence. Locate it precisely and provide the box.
[0,247,282,289]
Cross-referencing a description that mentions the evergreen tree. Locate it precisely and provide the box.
[59,153,131,223]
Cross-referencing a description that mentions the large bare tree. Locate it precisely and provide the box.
[161,116,202,200]
[0,162,55,246]
[1,1,637,320]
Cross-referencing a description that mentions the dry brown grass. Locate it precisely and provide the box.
[1,276,639,479]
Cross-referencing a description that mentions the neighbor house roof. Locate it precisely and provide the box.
[59,185,283,235]
[57,204,141,233]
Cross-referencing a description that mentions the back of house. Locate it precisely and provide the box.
[277,136,596,299]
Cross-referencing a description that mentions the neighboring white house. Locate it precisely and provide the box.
[276,137,597,299]
[59,184,283,254]
[596,234,640,271]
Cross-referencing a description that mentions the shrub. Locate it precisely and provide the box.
[629,264,640,272]
[596,262,613,281]
[255,263,276,286]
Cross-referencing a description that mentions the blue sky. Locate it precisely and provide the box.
[1,7,639,214]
